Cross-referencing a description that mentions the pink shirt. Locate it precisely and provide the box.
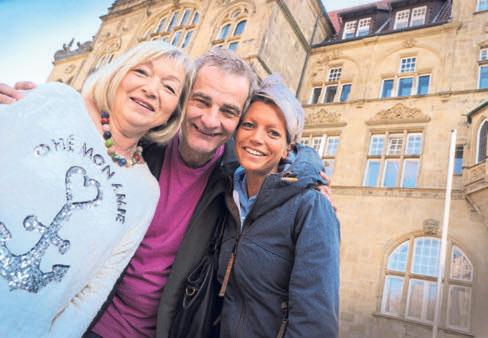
[93,135,224,337]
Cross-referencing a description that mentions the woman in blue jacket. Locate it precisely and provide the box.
[217,74,340,338]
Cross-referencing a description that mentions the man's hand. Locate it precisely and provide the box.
[0,81,37,104]
[316,171,337,212]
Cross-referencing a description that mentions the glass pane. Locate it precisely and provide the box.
[343,20,357,39]
[387,134,403,155]
[228,42,239,52]
[381,80,393,98]
[310,87,322,104]
[398,77,413,96]
[383,160,399,187]
[181,31,193,48]
[364,160,380,187]
[324,159,335,177]
[401,160,419,188]
[180,9,191,26]
[369,135,385,155]
[407,279,424,319]
[326,137,339,156]
[450,246,473,281]
[311,137,323,153]
[454,145,464,175]
[167,12,179,32]
[234,20,247,36]
[156,18,166,33]
[324,86,337,103]
[171,31,182,46]
[480,66,488,89]
[426,282,437,322]
[400,57,416,73]
[417,75,430,95]
[410,6,426,26]
[395,10,410,29]
[328,68,342,81]
[478,120,488,162]
[192,12,200,25]
[340,84,351,102]
[387,241,409,272]
[406,133,422,155]
[356,18,371,36]
[478,0,488,11]
[301,137,311,147]
[448,286,471,330]
[412,237,440,277]
[382,276,404,315]
[218,24,230,40]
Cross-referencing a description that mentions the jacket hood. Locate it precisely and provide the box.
[245,144,326,221]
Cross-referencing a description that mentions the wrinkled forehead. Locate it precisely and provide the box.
[193,65,251,110]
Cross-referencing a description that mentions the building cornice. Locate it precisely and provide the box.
[332,186,464,200]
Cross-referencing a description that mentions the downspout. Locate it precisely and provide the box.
[295,13,320,98]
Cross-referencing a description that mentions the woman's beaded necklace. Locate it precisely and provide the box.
[101,111,144,167]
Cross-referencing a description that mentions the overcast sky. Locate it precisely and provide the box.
[0,0,373,86]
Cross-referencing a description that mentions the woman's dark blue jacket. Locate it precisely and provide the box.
[217,144,340,338]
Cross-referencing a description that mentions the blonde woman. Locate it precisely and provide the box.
[0,41,194,337]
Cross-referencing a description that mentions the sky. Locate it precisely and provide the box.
[0,0,372,86]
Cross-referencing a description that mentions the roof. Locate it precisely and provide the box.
[467,100,488,124]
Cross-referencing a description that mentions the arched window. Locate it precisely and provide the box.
[144,7,200,50]
[212,8,249,52]
[381,236,472,332]
[476,119,488,163]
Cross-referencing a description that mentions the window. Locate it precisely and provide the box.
[454,145,464,175]
[218,24,231,40]
[148,8,200,48]
[180,9,192,26]
[324,86,338,103]
[381,237,473,331]
[309,87,322,104]
[167,11,179,32]
[410,6,427,27]
[234,20,246,36]
[212,15,247,51]
[479,65,488,89]
[394,9,410,29]
[181,31,193,48]
[328,67,342,81]
[156,18,167,33]
[340,84,351,102]
[481,48,488,61]
[357,18,371,37]
[343,21,357,39]
[381,79,394,98]
[400,57,416,73]
[417,75,430,95]
[302,134,340,176]
[477,120,488,163]
[477,0,488,11]
[364,132,422,188]
[394,7,427,30]
[398,77,413,96]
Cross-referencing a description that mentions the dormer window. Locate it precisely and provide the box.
[394,6,427,30]
[410,6,427,27]
[343,21,357,39]
[357,18,371,37]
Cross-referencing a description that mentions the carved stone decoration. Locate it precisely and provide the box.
[366,103,431,125]
[102,38,122,54]
[305,109,346,127]
[54,39,93,61]
[329,49,342,60]
[403,38,417,48]
[423,219,440,235]
[64,65,76,74]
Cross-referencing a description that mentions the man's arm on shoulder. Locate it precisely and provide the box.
[0,81,37,104]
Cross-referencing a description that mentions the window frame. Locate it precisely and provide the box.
[477,0,488,11]
[476,119,488,163]
[410,6,427,27]
[309,87,323,104]
[356,17,372,37]
[342,20,357,39]
[303,134,340,177]
[323,85,338,103]
[394,9,410,30]
[479,64,488,89]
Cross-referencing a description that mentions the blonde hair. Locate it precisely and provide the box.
[82,40,195,144]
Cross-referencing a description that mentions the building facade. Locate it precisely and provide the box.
[47,0,488,337]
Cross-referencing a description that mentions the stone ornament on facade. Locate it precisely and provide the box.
[402,38,417,48]
[305,109,346,127]
[54,39,93,61]
[366,103,431,125]
[64,65,76,75]
[422,218,440,235]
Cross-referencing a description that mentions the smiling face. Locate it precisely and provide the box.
[110,56,185,138]
[235,100,289,177]
[179,65,250,166]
